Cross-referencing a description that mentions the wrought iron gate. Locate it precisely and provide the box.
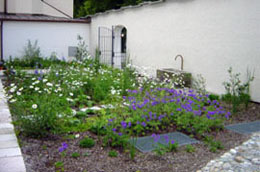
[98,26,126,69]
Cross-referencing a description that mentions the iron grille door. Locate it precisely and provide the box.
[98,26,114,66]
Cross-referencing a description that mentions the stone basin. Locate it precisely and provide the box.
[157,68,192,87]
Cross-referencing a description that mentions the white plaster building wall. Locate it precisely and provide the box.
[90,0,260,102]
[8,0,33,14]
[3,21,90,61]
[0,0,4,12]
[43,0,74,18]
[6,0,73,18]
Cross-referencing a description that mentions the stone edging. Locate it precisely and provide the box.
[0,79,27,172]
[198,132,260,172]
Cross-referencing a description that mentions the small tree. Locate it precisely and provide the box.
[223,67,254,112]
[75,35,90,61]
[23,40,41,60]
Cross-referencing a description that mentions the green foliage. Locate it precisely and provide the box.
[204,136,224,153]
[74,0,160,17]
[76,35,90,61]
[153,141,178,156]
[55,161,64,172]
[9,93,71,137]
[71,152,81,158]
[176,112,224,136]
[4,40,66,69]
[153,143,168,156]
[222,67,254,112]
[23,40,41,60]
[209,94,220,101]
[108,150,118,157]
[185,144,196,153]
[79,137,95,148]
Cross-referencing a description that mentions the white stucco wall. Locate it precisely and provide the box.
[6,0,73,18]
[90,0,260,102]
[3,21,90,61]
[0,0,4,12]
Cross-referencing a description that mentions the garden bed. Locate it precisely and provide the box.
[20,129,249,172]
[18,102,258,172]
[2,59,259,172]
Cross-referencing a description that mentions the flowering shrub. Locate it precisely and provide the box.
[105,88,229,139]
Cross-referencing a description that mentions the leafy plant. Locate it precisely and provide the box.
[55,161,64,172]
[185,144,196,153]
[76,35,90,61]
[209,94,220,101]
[79,137,95,148]
[204,136,224,153]
[108,150,118,157]
[223,67,254,112]
[23,40,41,60]
[71,152,80,158]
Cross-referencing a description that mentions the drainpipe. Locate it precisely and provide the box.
[40,0,72,19]
[0,21,3,61]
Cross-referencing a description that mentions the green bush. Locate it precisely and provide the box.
[209,94,220,101]
[79,137,95,148]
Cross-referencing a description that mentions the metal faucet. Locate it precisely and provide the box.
[175,55,184,70]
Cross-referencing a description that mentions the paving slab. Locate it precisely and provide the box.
[0,123,15,135]
[0,139,19,149]
[0,156,26,172]
[225,121,260,134]
[0,134,17,142]
[0,110,12,123]
[0,147,22,158]
[130,132,199,153]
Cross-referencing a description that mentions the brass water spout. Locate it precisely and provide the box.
[175,55,184,70]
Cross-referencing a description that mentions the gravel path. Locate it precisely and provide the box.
[198,132,260,172]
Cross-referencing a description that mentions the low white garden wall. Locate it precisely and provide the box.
[90,0,260,102]
[3,21,90,61]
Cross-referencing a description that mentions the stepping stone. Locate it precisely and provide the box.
[129,132,199,153]
[0,156,26,172]
[225,121,260,134]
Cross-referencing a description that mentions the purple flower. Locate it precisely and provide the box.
[34,69,39,75]
[141,122,146,127]
[38,76,42,80]
[128,122,132,127]
[225,112,231,119]
[112,128,117,132]
[132,104,137,111]
[176,108,182,112]
[208,111,216,115]
[121,121,127,129]
[118,132,123,136]
[58,142,68,152]
[164,135,169,143]
[151,133,160,142]
[170,140,175,144]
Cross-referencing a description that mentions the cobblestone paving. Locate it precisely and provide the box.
[198,132,260,172]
